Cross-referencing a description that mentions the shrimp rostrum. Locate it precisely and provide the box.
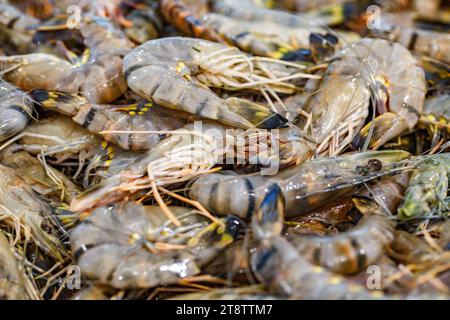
[123,37,318,129]
[70,202,243,289]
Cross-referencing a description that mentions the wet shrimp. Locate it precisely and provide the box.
[398,153,450,220]
[31,90,191,151]
[188,150,411,219]
[160,0,223,42]
[0,163,67,261]
[201,13,360,60]
[0,231,29,300]
[0,2,38,53]
[123,37,318,129]
[418,94,450,148]
[2,115,140,188]
[0,144,81,203]
[124,1,163,44]
[1,15,133,103]
[288,173,410,275]
[69,120,236,211]
[0,80,33,142]
[212,0,341,28]
[381,25,450,64]
[250,184,383,299]
[336,38,427,150]
[70,201,243,289]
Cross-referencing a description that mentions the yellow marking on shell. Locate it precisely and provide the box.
[375,75,390,89]
[219,233,233,246]
[328,276,342,285]
[101,141,109,149]
[370,290,384,298]
[129,111,136,116]
[188,237,199,247]
[128,232,141,244]
[349,284,363,293]
[48,92,59,99]
[312,265,324,273]
[317,4,345,25]
[104,159,112,167]
[107,146,115,154]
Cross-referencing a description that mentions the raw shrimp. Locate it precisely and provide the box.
[160,0,223,42]
[123,37,317,129]
[295,38,373,157]
[31,89,191,150]
[398,153,450,220]
[211,0,339,27]
[70,120,235,211]
[0,80,33,142]
[335,38,427,150]
[201,13,360,60]
[124,1,163,44]
[188,150,411,218]
[0,144,81,203]
[288,198,396,275]
[418,94,450,148]
[1,15,133,103]
[387,27,450,64]
[0,163,67,261]
[250,184,382,299]
[70,201,243,289]
[0,231,29,300]
[2,115,139,188]
[0,2,38,53]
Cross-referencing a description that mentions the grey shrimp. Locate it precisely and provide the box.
[31,89,190,151]
[188,150,411,218]
[1,15,133,103]
[123,37,318,129]
[70,202,243,289]
[0,80,33,142]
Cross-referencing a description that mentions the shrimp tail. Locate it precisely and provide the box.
[252,184,284,240]
[225,97,288,129]
[352,112,409,150]
[31,89,88,116]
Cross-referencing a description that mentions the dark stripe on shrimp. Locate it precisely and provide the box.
[73,244,95,262]
[195,97,208,115]
[124,64,146,80]
[10,104,28,115]
[6,16,20,29]
[407,32,418,51]
[244,178,256,219]
[313,246,321,264]
[82,108,97,128]
[350,238,367,272]
[209,182,219,214]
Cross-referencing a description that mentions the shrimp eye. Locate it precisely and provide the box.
[367,159,382,172]
[224,216,245,239]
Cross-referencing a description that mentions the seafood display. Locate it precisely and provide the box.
[0,0,448,301]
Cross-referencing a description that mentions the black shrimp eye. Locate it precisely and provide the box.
[367,159,383,172]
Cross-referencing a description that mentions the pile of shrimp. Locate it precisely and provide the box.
[0,0,448,300]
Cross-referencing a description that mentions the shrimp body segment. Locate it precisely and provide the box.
[70,202,243,289]
[123,37,289,129]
